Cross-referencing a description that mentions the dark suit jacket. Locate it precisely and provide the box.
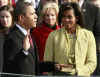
[3,25,39,75]
[0,33,4,72]
[82,1,100,51]
[3,25,57,76]
[0,27,9,73]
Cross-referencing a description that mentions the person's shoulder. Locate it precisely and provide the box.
[81,27,94,36]
[32,24,46,35]
[49,28,63,36]
[8,25,23,39]
[85,1,99,9]
[8,26,17,34]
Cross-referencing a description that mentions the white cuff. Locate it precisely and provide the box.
[22,50,29,55]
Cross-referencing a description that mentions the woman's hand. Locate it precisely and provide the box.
[55,64,73,71]
[55,64,62,71]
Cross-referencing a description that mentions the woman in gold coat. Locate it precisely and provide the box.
[44,2,97,76]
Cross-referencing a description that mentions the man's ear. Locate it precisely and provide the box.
[18,15,24,22]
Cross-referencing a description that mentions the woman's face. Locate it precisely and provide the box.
[44,9,57,26]
[62,9,77,29]
[0,0,8,7]
[0,10,12,28]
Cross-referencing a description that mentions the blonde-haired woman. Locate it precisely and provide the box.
[32,1,60,62]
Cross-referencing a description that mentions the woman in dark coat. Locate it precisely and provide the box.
[0,5,14,72]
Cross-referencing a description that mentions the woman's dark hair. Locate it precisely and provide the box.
[0,5,13,16]
[58,2,85,28]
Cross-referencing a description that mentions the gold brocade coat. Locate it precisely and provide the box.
[44,26,97,76]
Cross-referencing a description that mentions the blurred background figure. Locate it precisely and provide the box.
[72,0,100,32]
[0,5,13,73]
[88,0,100,8]
[59,0,77,5]
[14,0,18,3]
[0,0,10,7]
[33,0,40,10]
[10,0,16,7]
[32,2,60,62]
[60,0,72,4]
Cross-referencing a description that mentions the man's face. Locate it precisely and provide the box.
[23,5,37,29]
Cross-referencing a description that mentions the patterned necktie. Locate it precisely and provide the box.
[28,35,34,48]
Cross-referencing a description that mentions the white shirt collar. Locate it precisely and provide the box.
[16,24,27,36]
[33,0,40,8]
[78,0,84,8]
